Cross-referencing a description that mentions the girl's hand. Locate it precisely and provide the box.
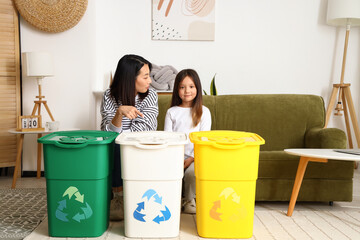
[184,157,194,169]
[118,105,144,119]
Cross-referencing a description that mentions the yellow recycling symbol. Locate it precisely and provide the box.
[209,187,247,222]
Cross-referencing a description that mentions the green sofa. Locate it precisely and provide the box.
[157,94,354,202]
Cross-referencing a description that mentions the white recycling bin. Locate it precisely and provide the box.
[116,131,187,238]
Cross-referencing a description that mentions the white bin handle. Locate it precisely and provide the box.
[135,142,169,149]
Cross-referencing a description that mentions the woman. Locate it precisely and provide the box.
[101,54,158,220]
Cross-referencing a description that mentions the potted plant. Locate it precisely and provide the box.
[203,74,217,96]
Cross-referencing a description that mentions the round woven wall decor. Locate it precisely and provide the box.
[14,0,88,33]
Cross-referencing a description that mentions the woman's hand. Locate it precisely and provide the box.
[184,157,194,169]
[111,105,144,128]
[118,105,144,119]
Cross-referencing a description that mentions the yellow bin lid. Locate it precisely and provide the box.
[189,130,265,149]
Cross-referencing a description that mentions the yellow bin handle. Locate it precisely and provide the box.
[212,140,247,149]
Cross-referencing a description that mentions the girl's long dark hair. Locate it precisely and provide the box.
[110,54,152,106]
[171,69,203,127]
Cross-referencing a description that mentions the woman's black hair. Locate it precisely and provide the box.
[110,54,152,106]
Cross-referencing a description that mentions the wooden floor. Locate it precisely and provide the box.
[1,169,360,240]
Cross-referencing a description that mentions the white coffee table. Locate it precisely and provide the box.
[284,148,360,217]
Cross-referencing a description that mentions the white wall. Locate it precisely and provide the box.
[20,0,360,170]
[20,1,97,170]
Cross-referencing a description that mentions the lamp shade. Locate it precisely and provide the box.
[327,0,360,26]
[23,52,54,77]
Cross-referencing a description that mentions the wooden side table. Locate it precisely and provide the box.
[284,148,360,217]
[8,129,79,188]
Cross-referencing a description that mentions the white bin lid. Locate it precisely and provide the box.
[116,131,187,147]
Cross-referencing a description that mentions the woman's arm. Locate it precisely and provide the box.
[113,105,144,126]
[129,89,159,132]
[101,89,123,132]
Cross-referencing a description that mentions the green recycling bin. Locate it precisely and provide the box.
[38,130,119,237]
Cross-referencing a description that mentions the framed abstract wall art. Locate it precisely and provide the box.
[152,0,215,41]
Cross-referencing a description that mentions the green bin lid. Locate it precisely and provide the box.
[38,130,119,147]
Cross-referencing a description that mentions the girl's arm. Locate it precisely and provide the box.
[200,107,212,131]
[164,109,173,132]
[185,107,209,169]
[184,157,194,169]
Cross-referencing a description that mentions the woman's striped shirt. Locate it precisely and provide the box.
[100,88,158,133]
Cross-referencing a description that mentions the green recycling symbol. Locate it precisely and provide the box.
[55,186,93,223]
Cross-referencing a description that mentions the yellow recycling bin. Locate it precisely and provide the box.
[190,131,265,239]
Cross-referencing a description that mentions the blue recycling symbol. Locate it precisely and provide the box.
[55,186,93,223]
[133,189,171,224]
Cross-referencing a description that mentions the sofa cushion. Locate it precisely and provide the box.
[157,93,352,202]
[157,95,171,131]
[214,94,325,151]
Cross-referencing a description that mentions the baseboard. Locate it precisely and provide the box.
[0,167,14,176]
[22,171,45,177]
[0,168,45,177]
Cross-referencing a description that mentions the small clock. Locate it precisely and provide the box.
[16,115,45,132]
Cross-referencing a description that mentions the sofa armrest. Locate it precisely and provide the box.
[305,127,347,149]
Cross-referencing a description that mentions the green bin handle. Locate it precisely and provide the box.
[54,141,89,149]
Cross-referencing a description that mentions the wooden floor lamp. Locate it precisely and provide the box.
[325,0,360,149]
[22,52,55,178]
[23,52,55,123]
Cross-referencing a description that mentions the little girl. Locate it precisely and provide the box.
[164,69,211,214]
